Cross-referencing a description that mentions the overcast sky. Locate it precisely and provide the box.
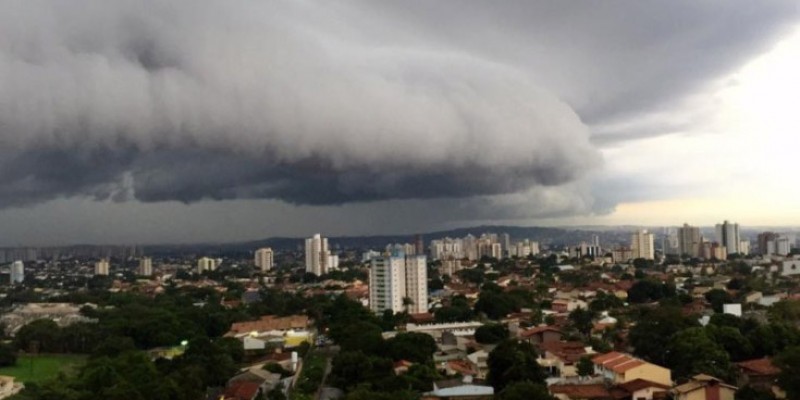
[1,1,800,245]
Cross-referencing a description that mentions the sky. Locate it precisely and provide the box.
[1,1,799,245]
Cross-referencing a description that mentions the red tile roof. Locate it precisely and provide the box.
[223,381,260,400]
[550,384,611,399]
[737,358,780,376]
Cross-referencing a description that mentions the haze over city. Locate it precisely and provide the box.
[2,1,800,245]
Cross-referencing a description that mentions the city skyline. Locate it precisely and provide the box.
[2,1,800,246]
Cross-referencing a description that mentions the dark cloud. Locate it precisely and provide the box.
[0,0,598,209]
[0,0,798,244]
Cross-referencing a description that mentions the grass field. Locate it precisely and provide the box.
[0,354,86,384]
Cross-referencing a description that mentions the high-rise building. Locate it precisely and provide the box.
[630,230,655,260]
[404,255,428,314]
[138,257,153,276]
[677,223,702,258]
[757,232,778,255]
[715,220,741,255]
[414,234,425,256]
[369,252,428,315]
[254,248,274,272]
[305,234,332,275]
[10,260,24,284]
[197,257,218,273]
[95,259,110,276]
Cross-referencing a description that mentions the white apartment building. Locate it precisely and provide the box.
[677,223,702,258]
[631,230,655,260]
[197,257,218,273]
[138,257,153,276]
[255,247,274,272]
[369,253,428,314]
[305,234,331,276]
[95,259,110,276]
[10,261,24,284]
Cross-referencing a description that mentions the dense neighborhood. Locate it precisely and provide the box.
[0,229,799,400]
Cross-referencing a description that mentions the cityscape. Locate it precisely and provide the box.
[2,1,800,400]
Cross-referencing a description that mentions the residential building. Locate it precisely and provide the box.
[305,234,331,275]
[716,220,741,255]
[369,252,428,314]
[758,232,779,255]
[197,257,218,273]
[254,248,274,272]
[138,257,153,276]
[672,374,736,400]
[591,352,672,387]
[781,260,800,277]
[677,223,702,258]
[95,259,110,276]
[631,230,655,260]
[10,260,24,284]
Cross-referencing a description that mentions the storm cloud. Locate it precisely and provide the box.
[1,0,600,208]
[1,0,799,244]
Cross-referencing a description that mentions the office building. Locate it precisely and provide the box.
[305,234,332,275]
[369,251,428,315]
[10,261,24,284]
[254,248,274,272]
[677,223,702,258]
[715,220,741,255]
[95,259,110,276]
[630,230,655,260]
[138,257,153,276]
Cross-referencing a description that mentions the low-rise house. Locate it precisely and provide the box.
[423,377,493,400]
[549,383,610,400]
[614,379,670,400]
[736,358,784,398]
[466,350,490,379]
[538,341,594,378]
[592,352,672,387]
[519,326,563,345]
[671,374,736,400]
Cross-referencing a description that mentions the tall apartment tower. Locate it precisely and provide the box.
[95,259,110,276]
[138,257,153,276]
[10,260,24,284]
[305,234,330,276]
[677,223,702,258]
[197,257,218,273]
[716,220,741,255]
[369,252,428,315]
[255,248,274,272]
[630,230,655,260]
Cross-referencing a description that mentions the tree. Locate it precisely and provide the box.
[475,323,510,344]
[475,291,519,320]
[0,343,16,367]
[487,340,547,392]
[497,381,554,400]
[774,346,800,399]
[629,307,698,365]
[665,327,732,381]
[705,325,753,362]
[705,289,733,313]
[329,351,393,391]
[627,280,674,303]
[386,332,437,364]
[568,308,597,337]
[576,356,594,377]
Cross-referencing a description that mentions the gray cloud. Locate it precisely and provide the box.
[0,0,598,208]
[0,0,798,244]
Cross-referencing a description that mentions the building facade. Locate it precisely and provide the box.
[716,220,741,255]
[631,230,655,260]
[138,257,153,276]
[255,247,274,272]
[369,252,428,314]
[677,223,702,258]
[10,261,24,284]
[305,234,331,276]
